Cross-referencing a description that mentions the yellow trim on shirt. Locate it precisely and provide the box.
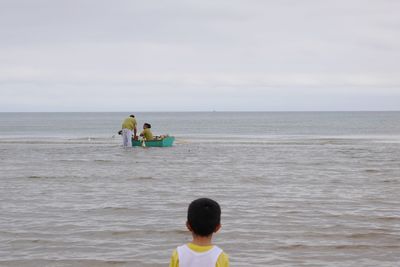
[169,243,229,267]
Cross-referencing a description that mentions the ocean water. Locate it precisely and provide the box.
[0,112,399,267]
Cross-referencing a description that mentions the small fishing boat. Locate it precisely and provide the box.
[132,136,175,147]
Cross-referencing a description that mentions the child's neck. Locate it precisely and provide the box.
[191,234,213,246]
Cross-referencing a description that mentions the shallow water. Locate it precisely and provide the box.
[1,112,400,266]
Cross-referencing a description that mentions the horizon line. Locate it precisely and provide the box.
[0,110,399,113]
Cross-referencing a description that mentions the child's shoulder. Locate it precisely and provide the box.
[218,250,229,263]
[170,244,229,267]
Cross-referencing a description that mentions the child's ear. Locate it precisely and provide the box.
[214,224,221,233]
[186,221,193,232]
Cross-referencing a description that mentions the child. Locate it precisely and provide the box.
[140,123,153,140]
[169,198,229,267]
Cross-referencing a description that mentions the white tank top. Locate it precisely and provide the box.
[177,244,223,267]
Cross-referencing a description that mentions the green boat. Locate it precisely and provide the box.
[132,136,175,147]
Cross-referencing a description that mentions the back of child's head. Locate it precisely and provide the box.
[187,198,221,237]
[144,123,151,128]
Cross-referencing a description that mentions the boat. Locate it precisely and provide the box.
[132,136,175,147]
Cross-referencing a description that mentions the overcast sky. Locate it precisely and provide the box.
[0,0,399,111]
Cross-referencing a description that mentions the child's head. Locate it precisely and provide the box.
[143,123,151,129]
[187,198,221,237]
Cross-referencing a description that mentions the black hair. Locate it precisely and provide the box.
[130,114,135,118]
[144,123,151,128]
[187,198,221,236]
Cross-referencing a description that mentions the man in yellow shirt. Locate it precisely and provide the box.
[121,115,137,147]
[140,123,154,140]
[169,198,229,267]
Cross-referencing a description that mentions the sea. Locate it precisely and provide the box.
[0,112,399,267]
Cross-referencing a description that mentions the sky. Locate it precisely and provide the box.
[0,0,399,111]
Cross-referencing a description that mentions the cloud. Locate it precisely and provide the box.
[0,0,399,111]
